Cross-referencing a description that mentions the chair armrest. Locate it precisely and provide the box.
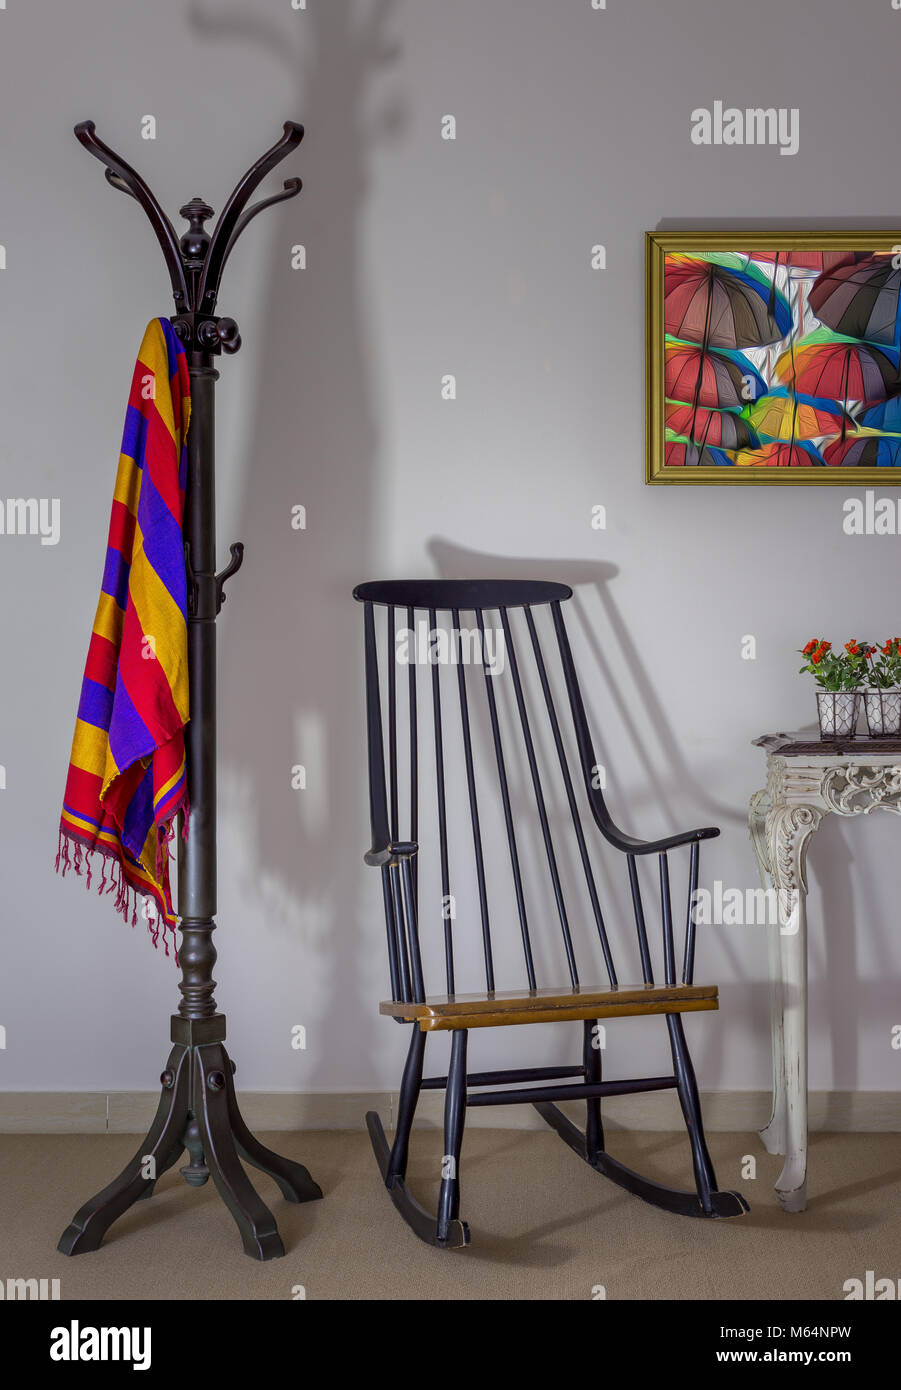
[550,606,720,859]
[363,840,419,868]
[593,817,720,856]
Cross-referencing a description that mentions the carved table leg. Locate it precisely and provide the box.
[769,803,821,1213]
[750,788,786,1156]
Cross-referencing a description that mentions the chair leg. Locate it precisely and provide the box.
[387,1025,426,1183]
[365,1025,470,1249]
[437,1029,468,1241]
[533,1014,748,1220]
[666,1012,717,1214]
[583,1018,604,1161]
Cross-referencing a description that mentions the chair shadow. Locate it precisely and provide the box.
[427,537,741,833]
[424,537,764,1085]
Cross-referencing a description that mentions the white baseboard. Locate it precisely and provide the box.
[0,1089,897,1134]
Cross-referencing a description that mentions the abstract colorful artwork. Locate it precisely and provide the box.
[646,232,901,483]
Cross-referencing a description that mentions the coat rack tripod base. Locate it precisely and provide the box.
[57,119,321,1262]
[58,1011,322,1262]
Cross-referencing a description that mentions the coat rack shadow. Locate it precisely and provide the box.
[188,0,408,1102]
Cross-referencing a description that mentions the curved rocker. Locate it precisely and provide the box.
[533,1101,748,1219]
[367,1110,470,1249]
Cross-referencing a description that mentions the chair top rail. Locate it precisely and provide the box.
[353,579,572,611]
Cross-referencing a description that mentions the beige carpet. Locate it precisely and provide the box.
[3,1127,900,1300]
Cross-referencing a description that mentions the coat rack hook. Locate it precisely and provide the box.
[216,543,245,611]
[104,167,139,202]
[197,122,305,316]
[218,178,303,281]
[74,120,190,311]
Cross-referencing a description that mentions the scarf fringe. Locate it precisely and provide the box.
[56,827,179,960]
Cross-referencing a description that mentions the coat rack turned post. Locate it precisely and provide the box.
[57,120,322,1262]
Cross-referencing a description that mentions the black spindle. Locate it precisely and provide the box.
[476,608,536,990]
[388,862,412,1003]
[387,605,398,840]
[407,604,418,901]
[363,601,390,855]
[500,607,579,989]
[400,855,425,1002]
[683,839,700,985]
[453,608,494,991]
[525,608,617,990]
[381,865,402,1001]
[627,853,654,985]
[659,852,676,987]
[429,607,454,993]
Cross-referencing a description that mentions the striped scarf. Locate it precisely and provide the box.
[57,318,191,955]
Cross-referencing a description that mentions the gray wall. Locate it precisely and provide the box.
[1,0,899,1097]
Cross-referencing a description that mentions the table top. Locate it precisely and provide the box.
[755,731,901,758]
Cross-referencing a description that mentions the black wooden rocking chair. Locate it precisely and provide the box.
[354,579,748,1248]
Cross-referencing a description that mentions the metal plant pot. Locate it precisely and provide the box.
[816,689,859,739]
[863,688,901,737]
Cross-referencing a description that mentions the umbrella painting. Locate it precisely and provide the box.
[647,232,901,483]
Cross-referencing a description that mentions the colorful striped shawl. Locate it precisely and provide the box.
[57,318,191,955]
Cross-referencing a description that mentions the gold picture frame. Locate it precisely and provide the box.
[646,230,901,484]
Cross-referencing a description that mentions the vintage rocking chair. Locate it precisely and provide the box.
[354,579,748,1248]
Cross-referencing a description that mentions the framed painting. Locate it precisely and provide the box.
[646,231,901,484]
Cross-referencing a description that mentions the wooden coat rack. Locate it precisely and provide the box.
[57,120,322,1261]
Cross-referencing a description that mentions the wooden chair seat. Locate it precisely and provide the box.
[382,982,718,1030]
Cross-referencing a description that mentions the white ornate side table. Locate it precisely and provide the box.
[749,732,901,1212]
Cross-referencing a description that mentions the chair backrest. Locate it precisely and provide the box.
[354,579,695,1003]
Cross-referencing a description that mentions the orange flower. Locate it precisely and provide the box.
[811,651,822,664]
[802,639,818,656]
[845,641,860,655]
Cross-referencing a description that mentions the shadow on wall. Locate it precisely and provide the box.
[427,537,740,831]
[425,538,768,1088]
[184,5,888,1099]
[427,541,894,1094]
[187,0,406,1084]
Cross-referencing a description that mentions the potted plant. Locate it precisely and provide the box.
[862,638,901,736]
[798,639,866,738]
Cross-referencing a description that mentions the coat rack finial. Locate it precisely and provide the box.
[75,120,304,355]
